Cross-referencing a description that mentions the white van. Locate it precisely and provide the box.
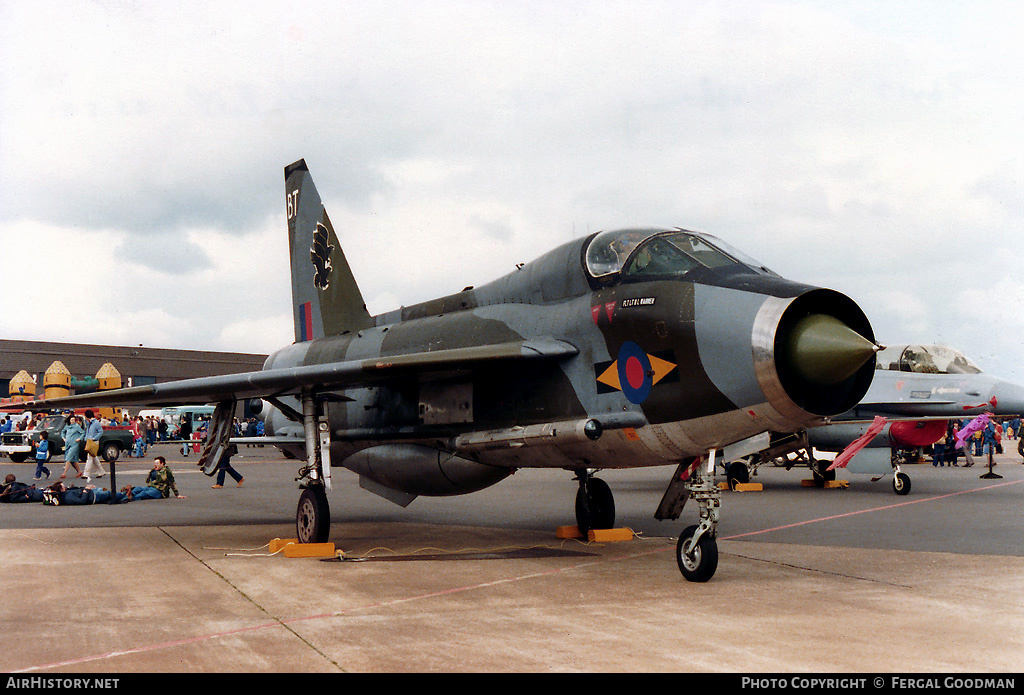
[161,405,217,435]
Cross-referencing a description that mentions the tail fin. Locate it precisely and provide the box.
[285,159,373,341]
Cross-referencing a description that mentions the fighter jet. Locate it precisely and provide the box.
[16,159,881,582]
[725,344,1024,495]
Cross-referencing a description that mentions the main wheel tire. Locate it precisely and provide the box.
[296,486,331,543]
[575,477,615,535]
[811,459,836,488]
[727,461,749,490]
[676,524,718,582]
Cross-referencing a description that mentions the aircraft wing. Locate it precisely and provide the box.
[15,338,579,410]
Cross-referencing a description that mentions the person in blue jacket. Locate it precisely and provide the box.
[982,420,998,462]
[34,432,51,481]
[60,415,85,479]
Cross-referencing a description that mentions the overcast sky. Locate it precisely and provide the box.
[2,1,1023,383]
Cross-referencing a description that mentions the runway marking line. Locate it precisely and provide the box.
[721,476,1024,541]
[13,476,1023,673]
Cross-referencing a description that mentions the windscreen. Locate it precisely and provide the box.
[584,228,772,283]
[624,232,737,277]
[41,416,65,430]
[876,345,982,374]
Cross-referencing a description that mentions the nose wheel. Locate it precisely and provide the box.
[678,452,720,581]
[892,470,911,495]
[656,451,722,582]
[677,524,718,582]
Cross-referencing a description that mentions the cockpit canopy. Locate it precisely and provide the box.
[584,228,772,283]
[876,344,982,375]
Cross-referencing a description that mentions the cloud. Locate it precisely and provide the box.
[0,0,1022,384]
[116,235,213,275]
[214,314,291,356]
[0,216,290,352]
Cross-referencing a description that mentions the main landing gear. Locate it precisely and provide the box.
[656,450,722,582]
[887,450,912,495]
[574,470,615,535]
[295,394,333,544]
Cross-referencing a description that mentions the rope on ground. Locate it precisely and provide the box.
[200,531,675,560]
[337,536,610,561]
[201,540,288,557]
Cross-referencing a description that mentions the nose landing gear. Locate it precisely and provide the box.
[677,524,718,582]
[657,450,722,582]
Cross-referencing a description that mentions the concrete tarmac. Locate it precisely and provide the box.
[3,442,1023,673]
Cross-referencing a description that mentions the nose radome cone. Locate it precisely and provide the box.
[785,314,878,385]
[990,379,1024,416]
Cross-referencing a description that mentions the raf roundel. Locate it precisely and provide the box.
[616,341,653,404]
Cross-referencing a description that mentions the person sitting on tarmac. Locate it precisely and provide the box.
[113,457,187,502]
[145,456,187,499]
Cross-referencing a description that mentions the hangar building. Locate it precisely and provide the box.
[0,339,267,406]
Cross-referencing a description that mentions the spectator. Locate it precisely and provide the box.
[82,410,107,480]
[211,444,244,489]
[146,456,187,499]
[33,431,51,481]
[60,415,85,479]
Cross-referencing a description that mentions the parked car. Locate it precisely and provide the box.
[0,413,135,463]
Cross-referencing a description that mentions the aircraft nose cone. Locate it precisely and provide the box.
[990,379,1024,416]
[783,314,879,386]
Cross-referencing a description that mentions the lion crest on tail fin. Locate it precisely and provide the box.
[310,222,334,291]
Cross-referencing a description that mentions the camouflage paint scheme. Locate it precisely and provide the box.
[260,160,877,498]
[17,159,879,497]
[14,159,882,580]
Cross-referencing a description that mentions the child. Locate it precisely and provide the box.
[34,432,51,481]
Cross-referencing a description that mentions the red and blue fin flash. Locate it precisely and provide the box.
[298,301,314,342]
